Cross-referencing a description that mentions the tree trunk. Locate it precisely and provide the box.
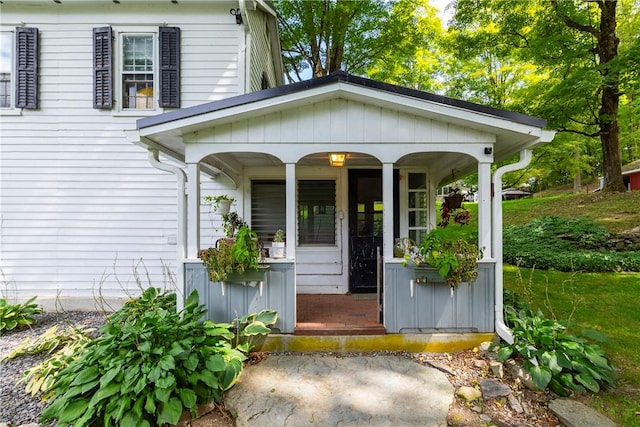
[598,0,626,192]
[573,148,581,193]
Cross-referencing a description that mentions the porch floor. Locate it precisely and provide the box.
[295,294,385,335]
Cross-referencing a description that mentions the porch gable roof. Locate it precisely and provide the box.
[133,72,555,183]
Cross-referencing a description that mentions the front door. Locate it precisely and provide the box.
[348,169,384,293]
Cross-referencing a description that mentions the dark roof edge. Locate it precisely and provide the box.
[138,71,548,130]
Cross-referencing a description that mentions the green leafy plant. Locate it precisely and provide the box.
[232,309,278,352]
[402,228,480,289]
[1,325,93,361]
[21,334,93,397]
[231,226,261,272]
[199,240,235,282]
[0,296,44,333]
[497,291,615,396]
[221,212,247,238]
[203,194,235,212]
[40,288,270,427]
[503,216,640,272]
[199,225,263,282]
[273,229,285,243]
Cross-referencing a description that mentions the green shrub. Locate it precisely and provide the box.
[0,296,44,333]
[503,217,640,272]
[498,291,615,396]
[40,288,275,426]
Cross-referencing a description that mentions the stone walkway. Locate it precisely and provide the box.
[225,354,453,427]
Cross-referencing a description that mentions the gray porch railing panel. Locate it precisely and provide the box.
[185,261,295,333]
[384,261,495,333]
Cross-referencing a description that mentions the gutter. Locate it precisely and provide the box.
[148,148,188,312]
[491,148,532,344]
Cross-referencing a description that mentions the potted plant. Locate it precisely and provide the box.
[402,228,480,290]
[199,225,267,283]
[271,229,285,258]
[439,204,470,227]
[443,188,464,210]
[204,194,235,215]
[221,212,247,239]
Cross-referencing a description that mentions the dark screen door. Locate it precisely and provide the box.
[348,170,384,293]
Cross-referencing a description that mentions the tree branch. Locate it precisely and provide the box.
[557,126,600,138]
[550,0,599,36]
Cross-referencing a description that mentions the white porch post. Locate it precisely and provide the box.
[382,163,394,259]
[427,173,437,230]
[285,163,296,259]
[477,161,492,259]
[186,162,201,259]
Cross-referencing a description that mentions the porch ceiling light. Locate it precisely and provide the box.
[329,153,347,167]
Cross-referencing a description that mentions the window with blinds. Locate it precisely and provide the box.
[251,180,286,242]
[92,26,180,110]
[298,180,336,245]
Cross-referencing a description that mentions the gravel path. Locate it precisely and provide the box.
[0,311,108,427]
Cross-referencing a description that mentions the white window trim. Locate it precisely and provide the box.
[112,27,161,116]
[0,29,20,115]
[404,169,430,243]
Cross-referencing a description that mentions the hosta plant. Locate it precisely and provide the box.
[0,296,44,333]
[40,288,275,426]
[21,335,92,397]
[497,294,615,396]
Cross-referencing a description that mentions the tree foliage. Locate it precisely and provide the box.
[275,0,396,81]
[274,0,640,191]
[451,0,636,192]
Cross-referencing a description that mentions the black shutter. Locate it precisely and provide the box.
[15,27,38,109]
[93,27,112,109]
[159,26,180,108]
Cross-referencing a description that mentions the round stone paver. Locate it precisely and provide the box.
[225,355,453,427]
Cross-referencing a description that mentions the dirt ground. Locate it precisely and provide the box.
[183,350,560,427]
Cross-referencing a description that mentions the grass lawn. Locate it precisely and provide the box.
[437,192,640,423]
[499,191,640,426]
[503,266,640,426]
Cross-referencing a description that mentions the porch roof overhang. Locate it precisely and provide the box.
[132,72,555,184]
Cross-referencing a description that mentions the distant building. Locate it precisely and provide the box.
[622,160,640,191]
[596,159,640,191]
[501,188,532,200]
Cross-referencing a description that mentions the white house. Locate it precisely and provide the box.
[130,71,555,344]
[0,0,283,309]
[1,0,555,347]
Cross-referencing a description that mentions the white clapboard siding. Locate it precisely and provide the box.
[0,3,252,308]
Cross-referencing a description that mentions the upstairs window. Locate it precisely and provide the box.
[122,34,154,109]
[1,28,38,110]
[93,26,180,110]
[0,32,11,108]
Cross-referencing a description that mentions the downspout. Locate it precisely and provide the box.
[492,148,533,345]
[148,149,188,312]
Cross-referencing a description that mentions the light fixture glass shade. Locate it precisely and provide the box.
[329,153,347,167]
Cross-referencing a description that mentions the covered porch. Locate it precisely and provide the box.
[128,72,554,345]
